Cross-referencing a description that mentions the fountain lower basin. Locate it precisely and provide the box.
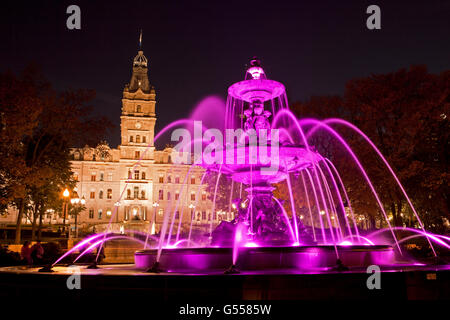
[135,245,395,272]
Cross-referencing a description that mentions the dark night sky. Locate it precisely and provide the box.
[1,0,449,147]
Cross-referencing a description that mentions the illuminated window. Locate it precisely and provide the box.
[142,136,146,143]
[134,170,140,180]
[130,136,134,142]
[159,175,164,183]
[175,192,179,200]
[135,151,140,159]
[127,189,131,199]
[90,191,95,199]
[91,173,96,182]
[136,135,141,143]
[73,173,78,181]
[202,192,207,201]
[158,190,164,200]
[107,189,112,199]
[89,209,94,219]
[191,192,196,201]
[134,187,139,199]
[191,176,195,184]
[141,172,146,180]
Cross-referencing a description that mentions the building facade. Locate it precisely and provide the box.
[1,47,228,235]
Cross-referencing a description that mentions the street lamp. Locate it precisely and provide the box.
[70,194,84,238]
[187,204,196,246]
[151,202,159,235]
[62,188,69,237]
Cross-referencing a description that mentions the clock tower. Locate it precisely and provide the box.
[120,46,157,161]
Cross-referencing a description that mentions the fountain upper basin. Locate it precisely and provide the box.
[228,79,286,102]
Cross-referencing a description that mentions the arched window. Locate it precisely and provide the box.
[99,190,103,199]
[130,136,134,142]
[141,190,146,199]
[107,189,112,199]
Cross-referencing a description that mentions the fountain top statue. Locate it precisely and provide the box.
[227,58,285,104]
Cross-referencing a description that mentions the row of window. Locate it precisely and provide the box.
[126,187,147,200]
[75,172,199,184]
[129,135,147,143]
[157,176,196,184]
[89,189,113,199]
[157,190,207,201]
[88,208,112,220]
[87,208,228,221]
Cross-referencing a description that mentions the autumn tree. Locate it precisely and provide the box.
[0,65,112,243]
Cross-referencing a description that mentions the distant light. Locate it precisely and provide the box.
[247,66,264,80]
[240,202,246,209]
[63,189,70,198]
[320,210,325,216]
[244,242,259,248]
[299,215,304,220]
[232,203,237,209]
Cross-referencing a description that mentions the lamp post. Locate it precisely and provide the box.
[187,203,196,246]
[71,195,85,238]
[151,202,159,235]
[144,202,159,249]
[62,188,69,237]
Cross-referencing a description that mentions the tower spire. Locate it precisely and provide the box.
[139,29,143,49]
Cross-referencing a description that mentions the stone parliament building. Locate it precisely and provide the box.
[1,46,226,236]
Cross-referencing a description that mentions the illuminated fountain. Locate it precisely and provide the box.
[52,58,449,274]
